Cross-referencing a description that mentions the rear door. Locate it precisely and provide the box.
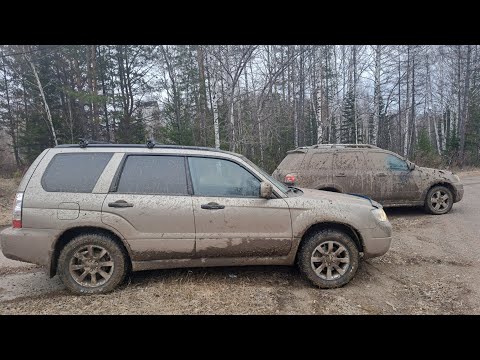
[332,151,366,194]
[188,156,292,258]
[101,155,195,261]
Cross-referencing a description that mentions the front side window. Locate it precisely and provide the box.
[188,157,260,197]
[116,155,188,195]
[386,155,409,171]
[368,152,409,172]
[42,153,113,193]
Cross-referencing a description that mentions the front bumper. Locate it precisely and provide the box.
[361,221,392,259]
[0,227,60,266]
[453,183,464,203]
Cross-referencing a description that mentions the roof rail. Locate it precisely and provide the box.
[55,142,235,155]
[309,143,379,149]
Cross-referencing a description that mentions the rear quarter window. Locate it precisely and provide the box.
[277,152,307,170]
[307,152,333,170]
[41,153,113,193]
[333,151,365,170]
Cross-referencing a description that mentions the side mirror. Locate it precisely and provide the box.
[260,182,273,199]
[408,161,416,171]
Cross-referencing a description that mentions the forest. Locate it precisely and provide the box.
[1,45,479,173]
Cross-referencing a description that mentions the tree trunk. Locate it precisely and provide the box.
[372,45,381,146]
[315,46,323,144]
[196,45,208,146]
[25,52,58,146]
[459,45,471,164]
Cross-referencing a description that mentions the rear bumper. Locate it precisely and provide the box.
[0,227,60,266]
[453,183,464,203]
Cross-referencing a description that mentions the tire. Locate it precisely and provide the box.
[297,229,359,289]
[57,233,128,295]
[424,185,453,215]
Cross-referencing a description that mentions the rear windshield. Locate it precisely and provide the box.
[277,152,306,170]
[42,153,112,193]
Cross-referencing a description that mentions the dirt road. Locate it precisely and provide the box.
[1,174,479,314]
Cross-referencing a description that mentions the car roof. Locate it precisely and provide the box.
[52,142,243,158]
[286,144,403,158]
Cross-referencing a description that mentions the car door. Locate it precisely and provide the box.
[188,156,293,258]
[365,151,419,203]
[332,151,366,194]
[102,154,196,261]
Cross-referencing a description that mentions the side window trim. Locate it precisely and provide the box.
[186,155,273,199]
[109,153,127,192]
[110,154,189,196]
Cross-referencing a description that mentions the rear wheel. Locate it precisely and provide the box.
[57,233,128,295]
[424,185,453,215]
[297,229,359,288]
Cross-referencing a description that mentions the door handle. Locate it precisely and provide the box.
[108,200,134,208]
[335,173,346,177]
[376,173,387,177]
[201,202,225,210]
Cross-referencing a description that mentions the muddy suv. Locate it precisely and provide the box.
[1,143,392,294]
[272,144,464,215]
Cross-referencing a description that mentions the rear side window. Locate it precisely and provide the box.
[277,152,306,170]
[308,153,332,170]
[42,153,113,193]
[116,155,188,195]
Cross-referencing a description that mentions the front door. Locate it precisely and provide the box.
[102,155,195,261]
[365,151,419,203]
[187,156,293,258]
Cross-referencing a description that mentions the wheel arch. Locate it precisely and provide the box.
[49,226,132,278]
[423,182,456,203]
[297,221,364,256]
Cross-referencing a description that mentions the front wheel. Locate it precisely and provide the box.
[57,233,128,295]
[424,185,453,215]
[297,229,359,289]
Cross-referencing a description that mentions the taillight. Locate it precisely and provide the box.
[284,173,297,185]
[12,192,23,229]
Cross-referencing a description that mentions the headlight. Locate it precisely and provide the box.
[372,208,388,222]
[453,174,460,182]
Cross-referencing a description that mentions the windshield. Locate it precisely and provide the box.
[240,156,289,194]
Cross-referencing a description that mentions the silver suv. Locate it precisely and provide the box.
[1,143,392,294]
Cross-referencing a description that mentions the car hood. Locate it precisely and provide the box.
[414,166,459,182]
[292,188,377,208]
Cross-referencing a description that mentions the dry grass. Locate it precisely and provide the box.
[0,177,20,226]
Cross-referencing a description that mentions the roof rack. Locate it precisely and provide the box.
[310,143,379,149]
[55,140,234,155]
[287,143,379,153]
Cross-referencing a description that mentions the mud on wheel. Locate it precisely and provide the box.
[57,233,128,295]
[297,228,360,289]
[424,185,453,215]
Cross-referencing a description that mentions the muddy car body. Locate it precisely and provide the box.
[1,143,392,294]
[272,144,464,215]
